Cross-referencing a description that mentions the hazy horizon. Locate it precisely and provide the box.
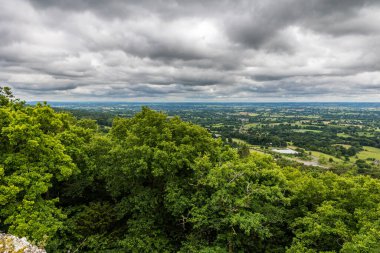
[1,0,380,102]
[27,101,380,105]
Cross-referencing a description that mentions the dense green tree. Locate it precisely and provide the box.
[0,91,76,245]
[0,86,14,106]
[237,144,250,158]
[0,86,24,108]
[286,168,380,252]
[183,154,290,252]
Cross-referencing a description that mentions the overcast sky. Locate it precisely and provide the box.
[1,0,380,101]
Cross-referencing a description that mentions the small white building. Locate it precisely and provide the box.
[272,148,299,155]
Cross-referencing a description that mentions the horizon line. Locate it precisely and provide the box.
[26,100,380,104]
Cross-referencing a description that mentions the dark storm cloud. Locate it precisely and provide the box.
[12,83,78,91]
[0,0,380,101]
[225,0,380,50]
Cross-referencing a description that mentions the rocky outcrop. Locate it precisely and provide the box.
[0,234,46,253]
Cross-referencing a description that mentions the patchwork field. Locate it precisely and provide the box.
[310,151,345,163]
[356,146,380,160]
[337,133,351,138]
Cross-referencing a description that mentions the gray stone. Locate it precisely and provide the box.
[0,233,46,253]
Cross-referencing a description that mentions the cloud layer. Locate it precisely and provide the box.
[1,0,380,101]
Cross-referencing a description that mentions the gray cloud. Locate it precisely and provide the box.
[0,0,379,101]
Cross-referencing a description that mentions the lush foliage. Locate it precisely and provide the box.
[1,87,380,252]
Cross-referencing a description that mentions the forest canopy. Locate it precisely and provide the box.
[1,87,380,252]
